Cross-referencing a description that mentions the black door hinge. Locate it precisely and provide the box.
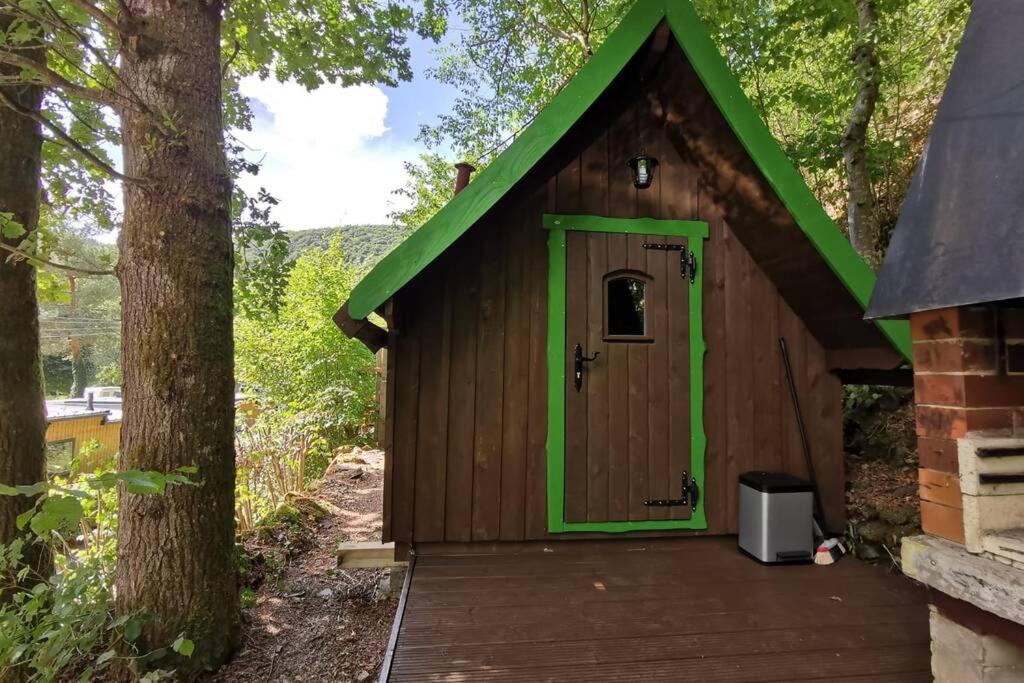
[644,471,700,511]
[642,243,697,283]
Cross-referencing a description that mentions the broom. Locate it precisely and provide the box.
[779,337,848,566]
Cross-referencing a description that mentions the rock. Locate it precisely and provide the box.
[355,671,371,682]
[857,542,882,561]
[894,523,923,542]
[892,483,918,498]
[284,493,329,520]
[878,505,916,526]
[317,588,334,599]
[858,519,894,544]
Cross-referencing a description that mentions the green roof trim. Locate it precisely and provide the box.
[347,0,911,360]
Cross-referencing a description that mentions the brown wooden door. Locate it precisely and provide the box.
[564,230,692,524]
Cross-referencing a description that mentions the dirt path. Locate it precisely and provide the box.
[212,450,396,683]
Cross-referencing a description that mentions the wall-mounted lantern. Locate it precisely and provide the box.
[628,151,659,189]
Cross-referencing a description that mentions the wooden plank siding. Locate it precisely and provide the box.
[383,41,846,544]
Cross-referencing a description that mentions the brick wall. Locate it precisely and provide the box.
[910,306,1024,544]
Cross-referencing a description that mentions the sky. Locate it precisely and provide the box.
[233,34,459,230]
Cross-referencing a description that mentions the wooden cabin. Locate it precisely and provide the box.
[45,399,121,473]
[868,1,1024,677]
[337,0,909,553]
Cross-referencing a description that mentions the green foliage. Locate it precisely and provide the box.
[235,419,325,531]
[235,238,378,439]
[0,465,197,681]
[692,0,970,253]
[0,211,26,239]
[421,0,630,162]
[233,237,374,530]
[233,189,294,322]
[34,229,120,397]
[223,0,447,90]
[390,153,458,231]
[285,224,407,269]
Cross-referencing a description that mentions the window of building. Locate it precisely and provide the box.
[605,274,650,340]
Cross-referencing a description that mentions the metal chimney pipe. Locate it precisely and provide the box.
[454,162,476,194]
[86,391,94,411]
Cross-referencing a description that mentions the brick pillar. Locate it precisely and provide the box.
[910,306,1024,544]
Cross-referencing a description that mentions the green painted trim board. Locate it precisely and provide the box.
[543,214,709,239]
[545,216,708,533]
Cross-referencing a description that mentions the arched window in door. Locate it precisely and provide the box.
[604,271,652,341]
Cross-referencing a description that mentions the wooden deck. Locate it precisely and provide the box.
[383,537,931,682]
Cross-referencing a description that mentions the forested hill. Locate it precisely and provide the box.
[287,225,407,269]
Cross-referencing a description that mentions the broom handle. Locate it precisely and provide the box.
[779,336,827,527]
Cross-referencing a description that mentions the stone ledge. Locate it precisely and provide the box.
[903,534,1024,627]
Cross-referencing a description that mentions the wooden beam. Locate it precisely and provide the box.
[333,300,388,352]
[378,554,415,683]
[903,534,1024,627]
[832,368,914,386]
[827,346,905,371]
[336,541,408,569]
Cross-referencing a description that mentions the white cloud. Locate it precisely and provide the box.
[234,77,414,229]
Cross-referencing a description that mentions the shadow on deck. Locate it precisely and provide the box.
[382,537,931,682]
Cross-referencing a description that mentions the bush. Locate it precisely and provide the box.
[235,416,330,532]
[0,468,197,681]
[235,238,378,443]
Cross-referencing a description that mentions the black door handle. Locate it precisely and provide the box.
[574,343,600,392]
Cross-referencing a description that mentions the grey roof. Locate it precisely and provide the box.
[867,0,1024,319]
[45,399,121,423]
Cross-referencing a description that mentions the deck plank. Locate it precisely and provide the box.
[385,537,931,681]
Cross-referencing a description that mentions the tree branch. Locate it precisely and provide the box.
[64,0,118,31]
[510,0,575,43]
[0,51,117,107]
[0,89,144,184]
[0,243,115,276]
[842,0,882,267]
[221,39,240,77]
[38,0,147,115]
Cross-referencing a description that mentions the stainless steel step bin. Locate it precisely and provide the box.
[738,471,814,564]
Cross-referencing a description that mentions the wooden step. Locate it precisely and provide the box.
[337,541,408,569]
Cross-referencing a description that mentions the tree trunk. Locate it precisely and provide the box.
[68,276,87,398]
[69,336,87,398]
[0,13,50,581]
[115,0,239,674]
[842,0,882,269]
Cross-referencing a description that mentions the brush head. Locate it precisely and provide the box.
[814,537,847,566]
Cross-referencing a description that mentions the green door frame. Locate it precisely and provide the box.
[543,214,709,533]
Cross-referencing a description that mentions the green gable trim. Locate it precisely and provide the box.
[347,0,910,360]
[346,0,664,320]
[545,216,708,533]
[662,3,910,359]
